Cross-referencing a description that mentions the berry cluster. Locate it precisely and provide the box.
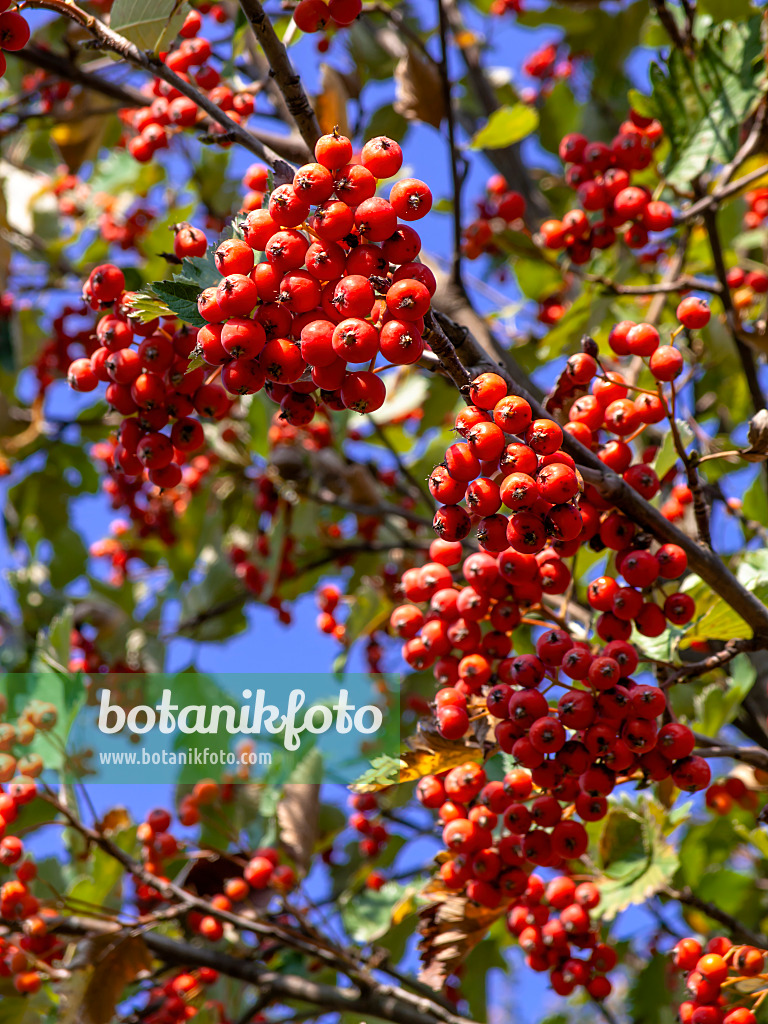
[673,937,768,1024]
[0,696,55,787]
[293,0,362,35]
[66,133,436,497]
[539,112,668,264]
[137,967,220,1024]
[742,187,768,230]
[0,783,52,996]
[417,763,616,998]
[520,43,573,100]
[191,130,434,418]
[134,789,296,932]
[462,175,526,260]
[118,8,260,162]
[705,772,763,816]
[0,3,30,79]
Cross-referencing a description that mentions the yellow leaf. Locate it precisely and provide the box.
[315,64,350,137]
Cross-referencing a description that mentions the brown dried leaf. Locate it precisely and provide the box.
[97,806,131,835]
[50,93,111,173]
[277,783,320,871]
[418,878,505,989]
[394,47,445,129]
[398,722,483,786]
[61,934,153,1024]
[315,63,350,137]
[741,408,768,461]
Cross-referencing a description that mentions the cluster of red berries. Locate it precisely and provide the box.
[18,67,70,113]
[292,0,362,34]
[0,783,52,996]
[0,3,30,78]
[553,298,709,436]
[673,937,768,1024]
[347,790,391,858]
[187,131,434,419]
[0,696,55,788]
[139,967,220,1024]
[88,432,215,549]
[463,174,526,260]
[68,620,142,674]
[134,790,296,935]
[490,0,523,16]
[539,112,668,264]
[118,8,258,162]
[705,772,764,816]
[239,161,270,215]
[520,43,573,102]
[726,265,768,316]
[417,763,616,998]
[742,188,768,230]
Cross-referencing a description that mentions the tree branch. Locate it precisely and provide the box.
[237,0,320,156]
[441,0,548,222]
[436,0,466,290]
[48,914,479,1024]
[664,888,768,948]
[24,0,296,177]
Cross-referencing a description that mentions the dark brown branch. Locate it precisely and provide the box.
[18,43,146,105]
[441,0,548,222]
[579,271,722,297]
[678,163,768,223]
[24,0,295,177]
[47,915,478,1024]
[650,0,690,54]
[663,640,761,686]
[436,0,465,289]
[424,309,472,389]
[692,735,768,774]
[663,888,768,947]
[237,0,320,156]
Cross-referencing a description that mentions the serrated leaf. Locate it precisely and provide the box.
[152,280,206,327]
[125,291,172,323]
[469,104,539,150]
[593,798,679,920]
[648,18,767,189]
[110,0,188,53]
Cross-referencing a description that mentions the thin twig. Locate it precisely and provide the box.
[437,0,466,289]
[237,0,320,155]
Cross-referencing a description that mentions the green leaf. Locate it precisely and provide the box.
[592,797,680,920]
[340,880,421,942]
[469,104,539,150]
[125,291,173,323]
[152,280,206,327]
[88,149,164,197]
[648,18,767,189]
[652,420,694,480]
[743,472,768,525]
[694,654,755,736]
[178,548,247,642]
[110,0,188,52]
[628,953,678,1024]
